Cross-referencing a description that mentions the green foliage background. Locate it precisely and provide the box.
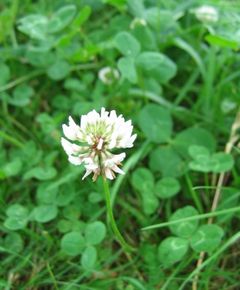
[1,0,240,289]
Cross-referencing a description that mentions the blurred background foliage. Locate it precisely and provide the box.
[1,0,240,289]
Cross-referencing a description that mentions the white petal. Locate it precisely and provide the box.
[80,115,87,130]
[112,165,125,175]
[82,169,92,180]
[61,137,82,155]
[69,116,78,127]
[103,154,121,167]
[124,120,132,128]
[109,110,117,121]
[68,156,82,165]
[61,137,73,155]
[108,137,117,149]
[85,163,98,170]
[100,107,109,119]
[125,133,137,148]
[62,116,80,141]
[112,152,126,163]
[101,107,106,114]
[83,157,99,170]
[97,138,104,150]
[86,110,99,124]
[105,168,114,180]
[62,124,74,140]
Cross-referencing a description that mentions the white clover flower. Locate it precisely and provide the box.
[194,5,219,23]
[98,67,120,85]
[221,99,237,113]
[61,108,137,181]
[130,18,147,30]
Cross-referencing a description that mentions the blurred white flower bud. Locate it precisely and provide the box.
[194,5,219,23]
[130,18,147,30]
[221,99,237,114]
[98,67,120,85]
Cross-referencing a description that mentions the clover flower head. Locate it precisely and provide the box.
[130,18,147,30]
[194,5,219,23]
[61,108,137,181]
[98,67,120,85]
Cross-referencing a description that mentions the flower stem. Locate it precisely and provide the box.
[101,176,135,252]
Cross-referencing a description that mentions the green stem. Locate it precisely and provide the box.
[0,130,24,148]
[185,174,203,213]
[102,176,134,252]
[46,262,59,290]
[0,70,44,93]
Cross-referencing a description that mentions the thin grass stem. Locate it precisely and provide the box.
[141,206,240,231]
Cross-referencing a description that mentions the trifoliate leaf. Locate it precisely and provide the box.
[61,232,85,256]
[169,206,199,238]
[138,104,172,143]
[190,224,224,253]
[158,237,189,267]
[155,177,180,199]
[85,221,106,245]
